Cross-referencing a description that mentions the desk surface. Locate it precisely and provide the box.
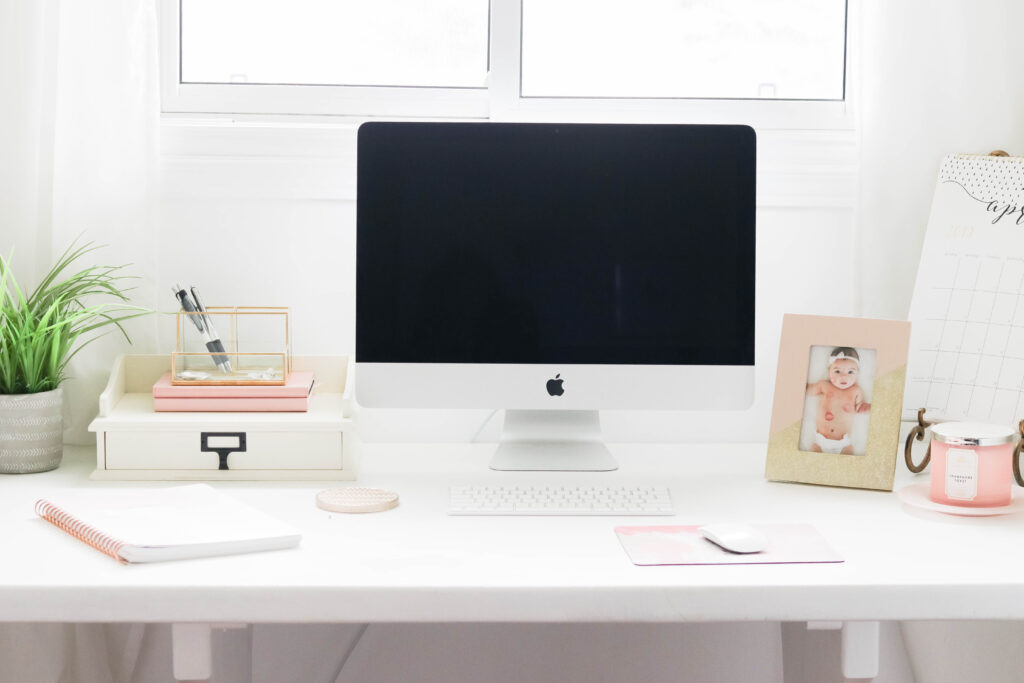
[0,443,1020,624]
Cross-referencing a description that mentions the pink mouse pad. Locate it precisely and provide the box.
[614,524,843,566]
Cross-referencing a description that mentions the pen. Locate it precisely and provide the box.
[189,286,233,373]
[172,284,206,335]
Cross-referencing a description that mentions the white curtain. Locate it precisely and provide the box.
[1,0,160,680]
[0,0,160,444]
[0,2,56,290]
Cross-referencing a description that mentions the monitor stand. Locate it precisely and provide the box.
[489,409,618,471]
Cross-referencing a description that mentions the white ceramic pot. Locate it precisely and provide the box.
[0,387,63,473]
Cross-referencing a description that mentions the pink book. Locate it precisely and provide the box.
[153,396,309,412]
[152,372,314,398]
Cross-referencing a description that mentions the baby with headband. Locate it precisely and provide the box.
[805,347,871,454]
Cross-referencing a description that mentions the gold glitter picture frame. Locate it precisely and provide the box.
[766,314,911,491]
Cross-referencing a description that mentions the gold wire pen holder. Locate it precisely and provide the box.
[171,306,291,386]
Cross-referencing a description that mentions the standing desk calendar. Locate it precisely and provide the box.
[904,152,1024,424]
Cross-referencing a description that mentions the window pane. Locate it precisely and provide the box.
[181,0,489,88]
[521,0,846,100]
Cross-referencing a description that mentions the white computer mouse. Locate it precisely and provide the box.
[698,523,768,554]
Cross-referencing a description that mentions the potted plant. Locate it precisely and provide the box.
[0,242,145,473]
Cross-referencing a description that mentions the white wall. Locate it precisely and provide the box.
[858,0,1024,320]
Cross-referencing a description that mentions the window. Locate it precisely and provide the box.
[180,0,489,89]
[521,0,846,100]
[162,0,850,124]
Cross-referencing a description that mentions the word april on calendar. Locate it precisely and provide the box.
[904,153,1024,424]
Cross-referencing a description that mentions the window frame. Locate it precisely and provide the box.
[159,0,855,130]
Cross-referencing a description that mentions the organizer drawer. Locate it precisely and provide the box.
[104,430,343,470]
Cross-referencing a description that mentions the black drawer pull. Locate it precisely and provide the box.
[200,432,247,470]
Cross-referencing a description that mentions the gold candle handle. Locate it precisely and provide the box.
[1013,419,1024,487]
[904,408,933,473]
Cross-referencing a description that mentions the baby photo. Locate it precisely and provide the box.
[798,345,876,456]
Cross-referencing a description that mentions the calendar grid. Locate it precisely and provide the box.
[920,253,959,418]
[907,253,1024,423]
[962,258,996,411]
[990,260,1024,419]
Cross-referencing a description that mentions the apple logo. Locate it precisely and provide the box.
[546,374,565,397]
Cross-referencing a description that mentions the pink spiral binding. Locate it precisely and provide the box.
[35,499,127,563]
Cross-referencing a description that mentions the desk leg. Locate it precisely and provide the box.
[806,620,880,680]
[172,623,248,681]
[841,621,880,679]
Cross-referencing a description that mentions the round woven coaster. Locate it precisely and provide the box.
[316,487,399,513]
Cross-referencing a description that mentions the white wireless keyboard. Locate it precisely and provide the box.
[448,485,674,516]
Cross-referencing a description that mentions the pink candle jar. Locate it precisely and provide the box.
[929,422,1017,507]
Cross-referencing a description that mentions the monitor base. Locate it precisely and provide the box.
[490,410,618,472]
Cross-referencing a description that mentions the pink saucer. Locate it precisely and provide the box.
[897,482,1024,517]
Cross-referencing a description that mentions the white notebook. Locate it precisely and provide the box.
[35,484,301,563]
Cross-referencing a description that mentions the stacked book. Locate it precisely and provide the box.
[152,371,315,412]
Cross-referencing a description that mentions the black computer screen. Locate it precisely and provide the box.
[356,122,755,366]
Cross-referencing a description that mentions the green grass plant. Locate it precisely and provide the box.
[0,241,147,395]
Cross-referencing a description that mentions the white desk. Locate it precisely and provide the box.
[1,443,1021,679]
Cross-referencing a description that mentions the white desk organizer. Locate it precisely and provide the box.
[89,354,357,481]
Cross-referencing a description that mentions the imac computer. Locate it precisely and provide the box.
[356,122,755,471]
